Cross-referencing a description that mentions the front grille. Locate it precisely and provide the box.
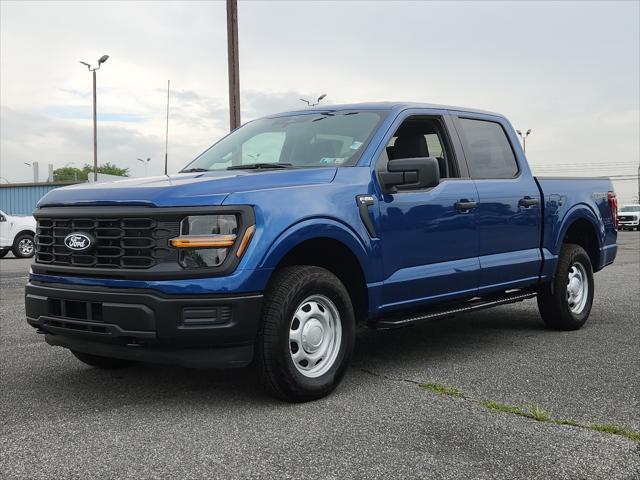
[618,216,636,222]
[35,217,179,269]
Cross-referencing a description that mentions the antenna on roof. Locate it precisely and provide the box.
[164,80,170,176]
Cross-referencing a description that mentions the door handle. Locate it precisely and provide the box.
[454,200,477,212]
[519,196,539,208]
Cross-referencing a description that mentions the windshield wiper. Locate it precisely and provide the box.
[180,167,210,173]
[227,163,293,170]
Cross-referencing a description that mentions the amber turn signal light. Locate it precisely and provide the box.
[170,234,236,248]
[236,225,256,258]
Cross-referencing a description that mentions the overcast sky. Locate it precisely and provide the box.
[1,0,638,201]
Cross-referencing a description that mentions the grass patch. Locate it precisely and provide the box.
[553,418,580,427]
[420,383,463,397]
[590,424,640,443]
[528,404,552,422]
[478,400,528,417]
[415,380,640,444]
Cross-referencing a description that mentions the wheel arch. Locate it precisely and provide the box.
[13,229,35,242]
[556,205,602,271]
[259,219,374,322]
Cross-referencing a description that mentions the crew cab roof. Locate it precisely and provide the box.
[272,101,504,118]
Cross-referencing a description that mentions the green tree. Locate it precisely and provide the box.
[82,162,129,177]
[53,166,87,182]
[53,163,130,182]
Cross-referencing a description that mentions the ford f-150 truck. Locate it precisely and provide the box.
[0,209,36,258]
[618,204,640,230]
[25,102,618,402]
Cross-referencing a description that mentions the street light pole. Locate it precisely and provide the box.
[516,129,532,153]
[92,68,97,182]
[80,55,109,182]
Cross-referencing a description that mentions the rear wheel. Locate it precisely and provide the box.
[537,243,594,330]
[257,266,355,402]
[12,233,35,258]
[0,248,9,258]
[71,350,136,369]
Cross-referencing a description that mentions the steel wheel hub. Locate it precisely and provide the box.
[567,262,588,314]
[301,319,324,353]
[289,294,342,378]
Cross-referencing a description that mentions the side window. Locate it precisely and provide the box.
[458,118,518,179]
[242,132,286,164]
[385,118,459,179]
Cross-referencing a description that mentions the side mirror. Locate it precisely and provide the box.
[379,156,440,193]
[0,215,5,222]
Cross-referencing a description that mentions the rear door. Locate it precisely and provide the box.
[453,114,541,293]
[374,111,480,314]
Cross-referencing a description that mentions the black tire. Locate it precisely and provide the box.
[11,233,35,258]
[537,243,594,331]
[71,350,136,369]
[256,265,355,402]
[0,249,8,258]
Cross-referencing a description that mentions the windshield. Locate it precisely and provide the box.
[620,206,640,212]
[182,110,385,171]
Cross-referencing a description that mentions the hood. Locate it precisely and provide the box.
[37,168,337,208]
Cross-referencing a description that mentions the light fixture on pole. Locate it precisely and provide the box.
[300,94,327,107]
[79,54,109,182]
[24,162,39,182]
[137,157,151,177]
[516,129,532,153]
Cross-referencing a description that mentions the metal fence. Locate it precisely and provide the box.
[0,182,81,215]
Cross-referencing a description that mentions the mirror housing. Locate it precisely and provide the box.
[379,156,440,193]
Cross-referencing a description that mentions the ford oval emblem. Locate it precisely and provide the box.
[64,232,94,252]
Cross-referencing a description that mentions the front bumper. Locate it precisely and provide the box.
[619,221,639,228]
[25,281,263,368]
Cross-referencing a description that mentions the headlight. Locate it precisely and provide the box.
[170,215,239,268]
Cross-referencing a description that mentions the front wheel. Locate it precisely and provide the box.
[537,243,594,330]
[256,266,355,402]
[12,234,35,258]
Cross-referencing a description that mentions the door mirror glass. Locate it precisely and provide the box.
[0,215,6,222]
[379,156,440,193]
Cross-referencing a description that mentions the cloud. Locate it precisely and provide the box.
[45,106,147,123]
[0,1,638,200]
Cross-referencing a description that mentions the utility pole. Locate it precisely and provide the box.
[165,80,170,175]
[516,129,532,153]
[227,0,240,131]
[80,55,109,182]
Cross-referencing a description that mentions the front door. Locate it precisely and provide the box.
[375,114,480,314]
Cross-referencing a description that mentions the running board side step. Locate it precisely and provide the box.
[370,290,538,330]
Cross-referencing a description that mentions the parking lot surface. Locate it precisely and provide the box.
[1,233,639,479]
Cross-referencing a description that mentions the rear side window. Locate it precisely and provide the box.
[459,118,518,179]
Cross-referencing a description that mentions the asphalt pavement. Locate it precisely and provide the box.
[1,233,639,479]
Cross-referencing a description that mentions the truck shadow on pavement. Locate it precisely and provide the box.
[34,302,548,409]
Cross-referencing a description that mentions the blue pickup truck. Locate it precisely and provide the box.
[26,102,618,401]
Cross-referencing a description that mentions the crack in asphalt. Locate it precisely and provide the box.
[357,366,640,451]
